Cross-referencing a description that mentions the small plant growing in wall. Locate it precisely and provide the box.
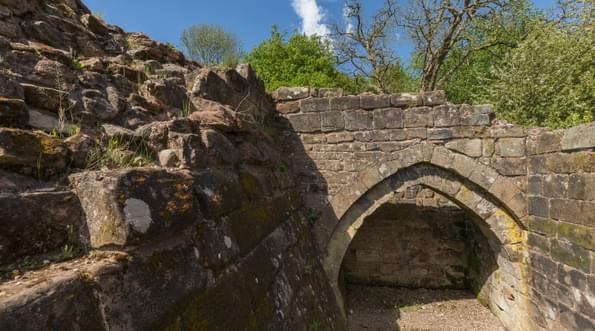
[304,208,321,226]
[86,136,154,169]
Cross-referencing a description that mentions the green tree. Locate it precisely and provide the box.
[438,0,540,104]
[485,6,594,128]
[245,27,364,92]
[180,24,243,66]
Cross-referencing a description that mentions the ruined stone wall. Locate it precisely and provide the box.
[525,123,595,330]
[275,87,595,331]
[0,1,344,330]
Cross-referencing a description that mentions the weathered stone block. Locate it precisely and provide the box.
[70,168,196,248]
[550,199,595,226]
[491,157,527,176]
[287,113,321,132]
[0,128,69,174]
[421,90,446,106]
[569,173,595,201]
[272,87,309,101]
[542,174,569,198]
[527,130,562,155]
[528,196,549,218]
[373,108,403,129]
[528,216,558,236]
[528,232,550,253]
[345,110,373,131]
[193,169,241,219]
[300,97,330,112]
[428,128,453,140]
[0,191,86,264]
[445,139,482,157]
[391,93,422,107]
[495,138,526,157]
[0,98,28,128]
[550,239,591,273]
[483,139,495,156]
[433,105,459,127]
[558,222,595,250]
[317,88,343,98]
[404,107,433,128]
[275,101,300,114]
[360,95,390,109]
[561,122,595,151]
[389,128,427,140]
[329,96,359,111]
[490,125,526,138]
[322,111,345,132]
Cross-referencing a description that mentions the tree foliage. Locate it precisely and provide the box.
[484,2,594,128]
[180,24,243,66]
[244,27,364,92]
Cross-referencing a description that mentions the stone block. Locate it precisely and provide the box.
[445,139,482,157]
[421,90,446,106]
[0,128,69,174]
[360,95,390,109]
[300,97,330,112]
[389,128,427,141]
[561,122,595,151]
[542,174,569,198]
[491,157,527,176]
[528,232,550,253]
[527,130,562,155]
[272,87,309,101]
[373,108,403,129]
[550,199,595,226]
[391,93,422,107]
[0,191,86,264]
[345,110,373,131]
[327,132,354,144]
[483,139,495,156]
[193,169,242,219]
[322,111,345,132]
[550,239,591,273]
[317,88,344,98]
[287,113,321,132]
[404,107,433,128]
[329,96,360,111]
[528,196,549,218]
[528,176,543,195]
[528,216,558,236]
[0,98,28,128]
[490,125,527,138]
[558,222,595,250]
[569,173,595,201]
[495,138,526,157]
[433,105,459,127]
[70,168,196,248]
[428,128,453,140]
[275,101,300,114]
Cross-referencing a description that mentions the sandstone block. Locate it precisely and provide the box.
[404,107,433,128]
[528,196,549,218]
[568,173,595,201]
[0,98,28,127]
[428,128,453,140]
[0,128,69,174]
[528,216,557,237]
[445,139,482,157]
[391,93,422,107]
[0,191,85,264]
[558,222,595,250]
[373,108,403,129]
[561,122,595,151]
[495,138,526,157]
[421,90,446,106]
[275,101,300,114]
[360,95,390,109]
[70,169,196,248]
[527,130,562,155]
[317,88,343,98]
[550,199,595,226]
[330,96,360,111]
[322,111,345,132]
[345,110,373,131]
[550,239,591,273]
[491,157,527,176]
[287,113,321,132]
[300,97,330,113]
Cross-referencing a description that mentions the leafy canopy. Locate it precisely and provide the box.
[180,24,243,67]
[244,27,364,92]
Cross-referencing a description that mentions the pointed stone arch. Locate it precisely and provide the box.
[323,143,530,331]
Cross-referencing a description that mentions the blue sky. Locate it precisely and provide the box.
[85,0,557,62]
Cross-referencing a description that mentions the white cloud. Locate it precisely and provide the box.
[343,4,354,34]
[291,0,330,37]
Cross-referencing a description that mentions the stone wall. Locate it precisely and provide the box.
[342,187,496,291]
[275,87,595,331]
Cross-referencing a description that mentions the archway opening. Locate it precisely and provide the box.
[339,186,506,330]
